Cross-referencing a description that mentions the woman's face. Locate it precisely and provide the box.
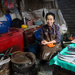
[46,15,55,27]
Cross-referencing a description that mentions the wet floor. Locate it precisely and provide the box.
[35,59,53,75]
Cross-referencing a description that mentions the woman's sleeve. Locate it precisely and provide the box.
[55,26,61,43]
[40,27,45,41]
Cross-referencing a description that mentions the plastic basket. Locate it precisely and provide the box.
[34,29,41,41]
[5,14,12,27]
[0,21,10,33]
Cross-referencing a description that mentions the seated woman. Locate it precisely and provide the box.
[40,12,62,61]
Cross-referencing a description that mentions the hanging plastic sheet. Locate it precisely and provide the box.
[22,12,35,20]
[49,9,68,34]
[0,15,7,21]
[32,8,48,24]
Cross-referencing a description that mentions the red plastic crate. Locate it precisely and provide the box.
[0,28,24,53]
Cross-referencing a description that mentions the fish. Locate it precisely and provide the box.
[57,53,75,64]
[68,46,75,52]
[65,52,75,55]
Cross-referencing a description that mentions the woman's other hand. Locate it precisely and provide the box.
[41,40,48,45]
[71,39,75,43]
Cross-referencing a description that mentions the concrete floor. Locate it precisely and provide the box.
[35,59,53,75]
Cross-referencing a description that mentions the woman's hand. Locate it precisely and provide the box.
[41,40,56,45]
[71,39,75,43]
[41,40,48,45]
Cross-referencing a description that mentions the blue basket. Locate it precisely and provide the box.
[28,44,38,55]
[5,14,12,27]
[0,21,10,33]
[34,29,41,41]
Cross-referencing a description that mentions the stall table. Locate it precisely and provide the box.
[49,44,75,75]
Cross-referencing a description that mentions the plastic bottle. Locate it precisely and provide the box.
[23,17,26,25]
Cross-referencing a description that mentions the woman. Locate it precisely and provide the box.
[40,12,62,61]
[71,39,75,43]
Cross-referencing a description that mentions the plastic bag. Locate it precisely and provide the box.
[0,15,7,21]
[60,24,67,34]
[2,0,14,10]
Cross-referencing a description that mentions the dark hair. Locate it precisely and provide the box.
[46,12,55,20]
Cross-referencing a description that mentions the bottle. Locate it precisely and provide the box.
[69,34,73,40]
[23,17,26,25]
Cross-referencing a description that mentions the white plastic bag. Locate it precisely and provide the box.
[60,24,67,34]
[9,13,17,20]
[0,15,7,21]
[0,57,10,65]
